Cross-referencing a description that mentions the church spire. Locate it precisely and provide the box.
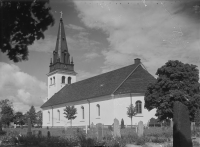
[49,14,75,73]
[53,12,70,64]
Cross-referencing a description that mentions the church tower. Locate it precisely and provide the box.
[47,14,76,99]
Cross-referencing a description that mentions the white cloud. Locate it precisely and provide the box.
[73,1,200,75]
[0,62,47,113]
[76,70,98,81]
[65,24,85,31]
[84,52,100,60]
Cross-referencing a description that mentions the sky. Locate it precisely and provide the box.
[0,0,200,113]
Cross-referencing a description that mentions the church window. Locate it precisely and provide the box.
[62,76,65,84]
[97,104,100,116]
[53,77,55,84]
[50,78,52,85]
[135,101,142,114]
[68,77,71,84]
[81,106,84,119]
[48,111,50,122]
[57,110,60,121]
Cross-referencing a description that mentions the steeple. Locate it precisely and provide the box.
[49,13,75,73]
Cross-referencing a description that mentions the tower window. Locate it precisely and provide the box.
[62,76,65,84]
[81,106,84,119]
[53,77,55,84]
[97,104,100,116]
[135,101,142,114]
[68,77,71,84]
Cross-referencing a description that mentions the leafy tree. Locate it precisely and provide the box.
[14,111,25,127]
[145,60,200,122]
[1,105,14,127]
[194,109,200,127]
[27,106,37,126]
[36,111,42,127]
[0,99,13,129]
[0,0,54,62]
[127,104,137,128]
[63,106,77,127]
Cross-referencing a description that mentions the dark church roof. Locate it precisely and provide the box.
[41,59,156,108]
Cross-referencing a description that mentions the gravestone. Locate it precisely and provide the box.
[27,118,32,136]
[137,121,144,137]
[96,123,103,141]
[113,118,121,137]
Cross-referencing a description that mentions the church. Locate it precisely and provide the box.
[41,16,157,128]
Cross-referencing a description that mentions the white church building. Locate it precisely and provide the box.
[41,17,157,128]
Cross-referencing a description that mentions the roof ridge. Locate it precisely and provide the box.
[112,64,141,94]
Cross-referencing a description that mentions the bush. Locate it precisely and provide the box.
[0,130,6,136]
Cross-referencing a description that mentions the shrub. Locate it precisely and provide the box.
[135,136,146,145]
[0,130,6,136]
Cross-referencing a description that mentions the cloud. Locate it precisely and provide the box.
[73,1,200,75]
[29,35,56,53]
[84,52,100,60]
[0,62,47,113]
[65,24,85,31]
[76,70,98,81]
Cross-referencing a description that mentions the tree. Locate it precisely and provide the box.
[0,99,13,129]
[63,106,77,127]
[127,104,137,128]
[27,106,37,126]
[145,60,200,122]
[194,109,200,127]
[1,105,14,127]
[14,111,25,127]
[36,111,42,127]
[0,0,54,62]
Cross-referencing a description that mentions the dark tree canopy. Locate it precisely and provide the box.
[1,105,14,126]
[63,105,77,121]
[145,60,200,122]
[14,111,25,126]
[27,106,37,125]
[0,0,54,62]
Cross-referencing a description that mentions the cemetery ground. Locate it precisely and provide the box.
[0,125,200,147]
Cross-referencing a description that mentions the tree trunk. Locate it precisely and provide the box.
[131,117,132,128]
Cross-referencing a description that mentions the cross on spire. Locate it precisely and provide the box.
[60,11,63,19]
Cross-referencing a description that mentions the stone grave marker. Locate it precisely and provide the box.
[90,122,96,138]
[137,121,144,137]
[96,123,103,141]
[113,118,121,137]
[27,118,32,136]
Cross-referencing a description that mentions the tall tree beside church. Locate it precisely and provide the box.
[145,60,200,122]
[63,106,77,127]
[0,0,54,62]
[127,104,137,128]
[27,106,37,126]
[1,105,14,127]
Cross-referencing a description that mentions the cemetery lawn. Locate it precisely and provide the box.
[0,127,200,147]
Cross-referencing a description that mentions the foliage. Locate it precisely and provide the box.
[36,110,42,127]
[63,105,77,127]
[0,0,54,62]
[194,109,200,127]
[14,111,25,126]
[127,104,137,128]
[121,118,125,129]
[1,105,14,127]
[27,106,37,126]
[145,60,200,122]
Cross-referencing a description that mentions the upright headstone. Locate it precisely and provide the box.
[27,118,32,135]
[137,121,144,137]
[113,118,121,137]
[96,123,103,141]
[173,101,192,147]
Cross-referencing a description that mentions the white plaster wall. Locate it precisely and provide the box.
[42,95,157,127]
[47,72,76,99]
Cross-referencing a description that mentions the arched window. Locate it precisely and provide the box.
[68,77,71,84]
[53,77,55,84]
[48,111,50,122]
[81,106,84,119]
[50,78,52,85]
[62,76,65,84]
[97,104,100,116]
[135,101,142,114]
[57,110,60,121]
